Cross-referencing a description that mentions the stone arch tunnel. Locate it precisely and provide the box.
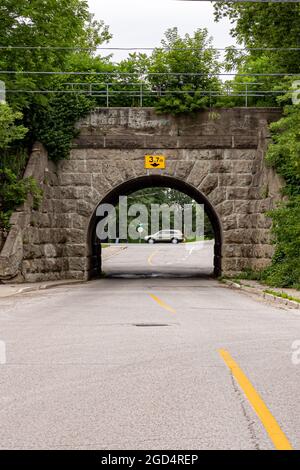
[0,107,283,282]
[87,174,223,279]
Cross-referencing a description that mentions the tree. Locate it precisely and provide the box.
[0,105,41,230]
[0,0,111,228]
[148,28,222,114]
[0,103,27,149]
[215,3,300,107]
[0,0,111,77]
[267,102,300,191]
[215,2,300,287]
[0,0,111,154]
[214,2,300,73]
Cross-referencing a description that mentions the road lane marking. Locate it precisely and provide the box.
[219,349,293,450]
[148,250,159,266]
[149,294,176,314]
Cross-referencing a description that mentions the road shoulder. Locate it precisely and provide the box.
[222,279,300,310]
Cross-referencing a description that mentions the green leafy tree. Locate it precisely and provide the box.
[215,3,300,287]
[267,102,300,193]
[215,3,300,107]
[214,2,300,74]
[0,103,27,148]
[0,0,111,139]
[263,198,300,289]
[0,168,42,229]
[0,0,111,228]
[148,28,222,114]
[0,0,111,107]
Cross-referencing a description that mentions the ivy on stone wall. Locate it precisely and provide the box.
[262,102,300,289]
[31,94,95,162]
[0,104,41,230]
[0,168,43,229]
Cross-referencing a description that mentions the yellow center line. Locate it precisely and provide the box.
[147,249,159,266]
[149,294,176,314]
[219,349,293,451]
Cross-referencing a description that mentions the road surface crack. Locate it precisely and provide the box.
[229,373,260,450]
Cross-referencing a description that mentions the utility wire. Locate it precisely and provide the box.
[0,46,300,51]
[0,71,299,76]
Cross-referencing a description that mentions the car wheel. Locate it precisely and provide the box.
[171,238,178,244]
[148,238,155,244]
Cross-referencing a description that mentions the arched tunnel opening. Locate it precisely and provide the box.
[87,175,222,279]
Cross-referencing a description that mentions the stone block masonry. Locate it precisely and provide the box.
[0,107,283,282]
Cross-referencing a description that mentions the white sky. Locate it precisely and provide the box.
[88,0,236,62]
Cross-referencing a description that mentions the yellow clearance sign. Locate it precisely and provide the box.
[144,155,166,169]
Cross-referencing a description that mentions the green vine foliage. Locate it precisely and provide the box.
[0,104,28,148]
[0,168,43,229]
[0,104,43,230]
[31,93,95,162]
[266,104,300,196]
[261,102,300,288]
[155,93,211,115]
[263,197,300,289]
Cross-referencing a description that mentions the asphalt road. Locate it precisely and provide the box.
[0,243,299,450]
[102,240,214,278]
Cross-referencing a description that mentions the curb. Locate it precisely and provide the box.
[223,280,300,310]
[102,245,127,261]
[1,246,128,298]
[1,280,86,298]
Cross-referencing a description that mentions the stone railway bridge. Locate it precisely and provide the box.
[0,107,283,282]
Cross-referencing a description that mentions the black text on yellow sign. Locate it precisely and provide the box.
[145,155,166,169]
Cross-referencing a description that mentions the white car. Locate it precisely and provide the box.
[144,229,184,244]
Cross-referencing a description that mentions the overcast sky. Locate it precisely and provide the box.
[88,0,236,61]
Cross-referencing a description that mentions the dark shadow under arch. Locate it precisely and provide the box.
[87,175,222,279]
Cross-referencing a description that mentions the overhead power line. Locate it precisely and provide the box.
[0,71,299,76]
[0,46,300,52]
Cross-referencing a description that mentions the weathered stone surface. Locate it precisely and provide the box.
[59,173,92,186]
[43,244,58,258]
[64,244,87,257]
[187,161,209,187]
[23,244,42,260]
[77,200,95,217]
[92,174,112,195]
[215,201,234,217]
[0,108,284,281]
[206,187,227,206]
[227,188,250,200]
[0,230,6,252]
[72,215,90,230]
[223,149,256,160]
[209,161,233,174]
[68,257,88,271]
[219,174,252,187]
[199,175,219,195]
[222,215,238,231]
